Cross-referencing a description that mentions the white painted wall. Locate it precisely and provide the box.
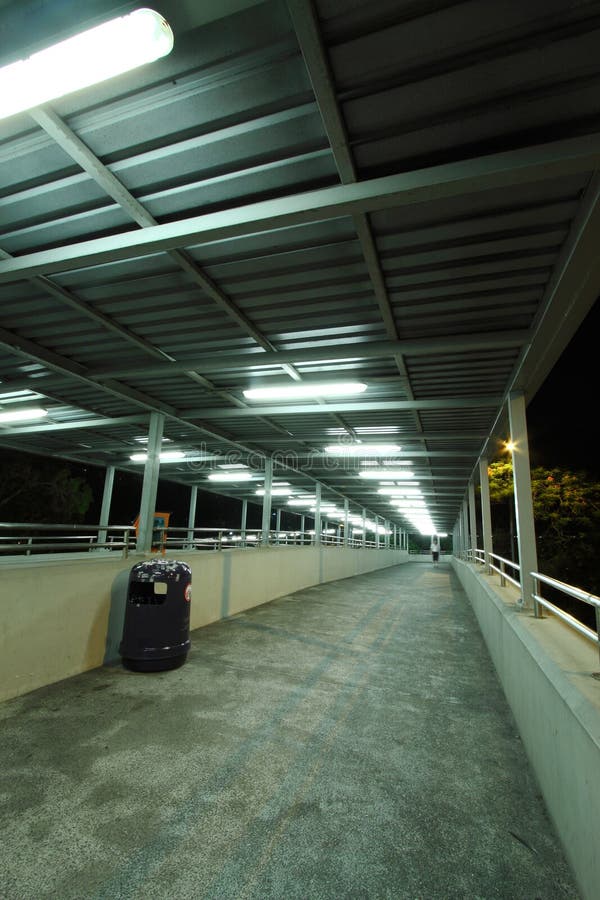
[0,545,407,703]
[452,557,600,900]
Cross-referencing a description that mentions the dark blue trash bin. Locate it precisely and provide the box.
[120,559,192,671]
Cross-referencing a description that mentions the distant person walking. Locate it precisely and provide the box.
[430,536,440,565]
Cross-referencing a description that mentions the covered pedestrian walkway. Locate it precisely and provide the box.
[0,563,577,899]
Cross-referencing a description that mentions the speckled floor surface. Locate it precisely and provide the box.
[0,563,579,899]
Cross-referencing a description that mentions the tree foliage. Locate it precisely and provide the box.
[487,460,600,596]
[0,454,92,523]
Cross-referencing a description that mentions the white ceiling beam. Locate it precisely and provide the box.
[1,134,599,282]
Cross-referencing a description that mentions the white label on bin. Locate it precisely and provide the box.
[185,584,192,602]
[154,581,168,595]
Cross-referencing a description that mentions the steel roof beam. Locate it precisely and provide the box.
[87,331,528,380]
[181,397,500,418]
[1,133,599,283]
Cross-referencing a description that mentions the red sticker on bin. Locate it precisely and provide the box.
[185,584,192,602]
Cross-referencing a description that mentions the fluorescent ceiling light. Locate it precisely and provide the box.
[324,444,401,456]
[243,382,367,401]
[287,498,316,506]
[358,470,415,479]
[0,407,48,423]
[377,488,422,496]
[0,9,174,122]
[218,463,248,469]
[255,489,291,496]
[130,450,185,462]
[207,472,254,482]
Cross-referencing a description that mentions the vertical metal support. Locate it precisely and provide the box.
[261,456,273,545]
[508,391,539,610]
[479,458,493,574]
[343,498,349,547]
[462,499,470,559]
[240,498,248,545]
[98,465,115,547]
[276,508,281,540]
[136,413,164,553]
[384,521,390,549]
[314,482,321,544]
[375,516,380,549]
[186,485,198,549]
[362,508,367,548]
[300,514,305,544]
[468,480,478,556]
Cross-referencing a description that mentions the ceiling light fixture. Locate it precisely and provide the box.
[243,382,367,401]
[207,472,254,482]
[0,407,48,423]
[130,450,185,462]
[358,470,415,479]
[324,444,401,455]
[0,8,174,122]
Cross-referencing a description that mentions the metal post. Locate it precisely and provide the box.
[468,480,478,556]
[508,391,539,610]
[343,498,349,547]
[462,499,470,560]
[261,457,273,545]
[362,508,367,548]
[479,458,493,574]
[300,514,305,544]
[136,413,164,553]
[240,498,248,545]
[186,485,198,549]
[276,508,281,543]
[98,465,115,547]
[314,482,321,544]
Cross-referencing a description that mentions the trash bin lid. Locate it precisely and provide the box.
[130,559,191,581]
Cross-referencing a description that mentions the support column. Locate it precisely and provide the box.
[240,498,248,543]
[343,498,349,547]
[362,508,367,548]
[508,391,539,609]
[300,514,305,544]
[314,483,321,544]
[385,520,390,549]
[136,413,164,553]
[186,485,198,548]
[276,508,281,535]
[98,465,115,547]
[462,499,470,559]
[479,458,493,574]
[468,480,478,554]
[261,457,273,544]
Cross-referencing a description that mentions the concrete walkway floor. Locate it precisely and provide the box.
[0,563,579,899]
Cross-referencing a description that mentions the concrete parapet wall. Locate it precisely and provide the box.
[0,545,407,703]
[452,558,600,900]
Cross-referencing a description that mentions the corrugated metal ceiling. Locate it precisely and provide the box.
[0,0,599,532]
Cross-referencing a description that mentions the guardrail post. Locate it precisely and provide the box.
[595,604,600,663]
[532,573,542,619]
[123,529,130,559]
[500,559,506,587]
[218,530,223,551]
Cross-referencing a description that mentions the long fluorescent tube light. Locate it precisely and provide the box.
[0,8,174,121]
[255,489,291,496]
[130,450,185,462]
[243,382,367,401]
[207,472,254,482]
[358,470,415,479]
[0,407,48,423]
[324,444,401,455]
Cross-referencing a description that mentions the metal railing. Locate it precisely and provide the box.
[0,522,394,557]
[0,522,132,557]
[532,572,600,657]
[467,547,599,660]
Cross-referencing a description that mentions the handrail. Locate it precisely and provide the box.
[0,522,394,557]
[532,571,600,660]
[466,546,599,661]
